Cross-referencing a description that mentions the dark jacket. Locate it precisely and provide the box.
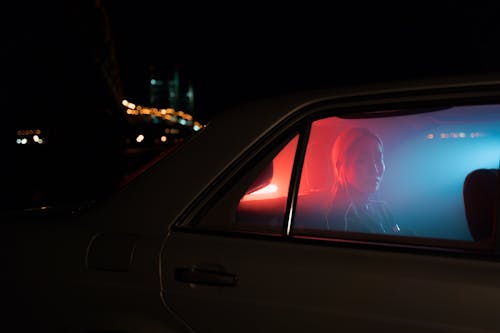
[326,199,400,234]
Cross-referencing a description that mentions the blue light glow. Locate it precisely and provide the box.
[379,106,500,240]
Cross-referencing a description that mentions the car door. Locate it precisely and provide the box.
[162,102,500,333]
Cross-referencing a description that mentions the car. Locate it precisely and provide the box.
[4,74,500,332]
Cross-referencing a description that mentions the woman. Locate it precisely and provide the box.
[326,127,401,234]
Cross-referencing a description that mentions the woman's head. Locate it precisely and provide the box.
[332,127,385,195]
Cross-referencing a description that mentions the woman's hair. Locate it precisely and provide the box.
[331,127,383,195]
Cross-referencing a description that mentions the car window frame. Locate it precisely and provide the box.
[178,126,307,236]
[171,81,500,258]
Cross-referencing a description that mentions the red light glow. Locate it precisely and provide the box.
[239,136,298,202]
[241,184,278,200]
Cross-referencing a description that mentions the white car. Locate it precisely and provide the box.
[4,75,500,332]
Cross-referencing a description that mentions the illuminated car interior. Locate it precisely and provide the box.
[236,105,500,243]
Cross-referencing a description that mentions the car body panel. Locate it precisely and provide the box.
[164,231,500,332]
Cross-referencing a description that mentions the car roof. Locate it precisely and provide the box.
[84,73,500,236]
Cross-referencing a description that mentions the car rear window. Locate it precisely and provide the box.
[235,135,299,233]
[189,133,300,235]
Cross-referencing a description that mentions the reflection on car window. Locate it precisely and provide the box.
[294,105,500,244]
[235,136,299,233]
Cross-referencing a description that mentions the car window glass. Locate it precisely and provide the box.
[293,105,500,248]
[192,134,299,234]
[235,136,299,233]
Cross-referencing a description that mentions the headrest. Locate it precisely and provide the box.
[463,168,498,242]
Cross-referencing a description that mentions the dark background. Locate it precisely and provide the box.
[4,2,500,210]
[105,2,500,116]
[8,2,500,123]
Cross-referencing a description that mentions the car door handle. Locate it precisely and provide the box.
[175,267,238,287]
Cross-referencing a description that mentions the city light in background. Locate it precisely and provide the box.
[121,99,204,131]
[15,129,46,145]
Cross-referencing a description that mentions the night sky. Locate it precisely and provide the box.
[6,3,500,122]
[103,2,500,120]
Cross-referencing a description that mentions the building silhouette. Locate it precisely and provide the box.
[149,65,195,116]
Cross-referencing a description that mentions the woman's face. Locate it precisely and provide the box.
[343,137,385,194]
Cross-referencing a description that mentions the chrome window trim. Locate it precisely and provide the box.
[284,123,311,237]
